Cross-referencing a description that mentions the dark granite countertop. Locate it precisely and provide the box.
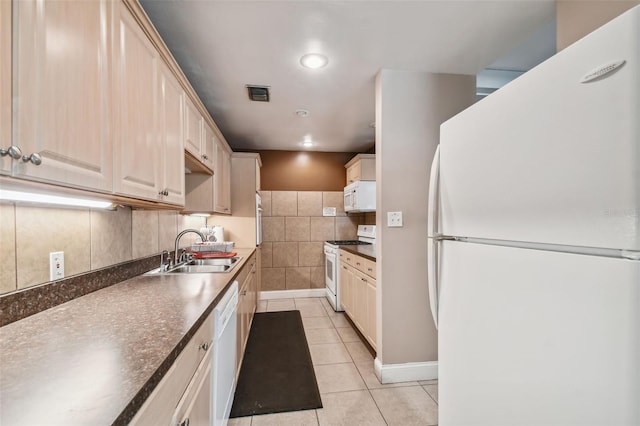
[340,244,377,261]
[0,248,255,426]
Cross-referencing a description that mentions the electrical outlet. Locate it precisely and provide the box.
[387,211,403,227]
[322,207,337,217]
[49,251,64,281]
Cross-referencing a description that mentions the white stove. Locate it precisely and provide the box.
[324,225,376,311]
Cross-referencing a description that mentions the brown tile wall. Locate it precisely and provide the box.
[260,191,373,292]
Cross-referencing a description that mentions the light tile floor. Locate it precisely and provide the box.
[228,297,438,426]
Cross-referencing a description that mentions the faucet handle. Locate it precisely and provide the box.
[160,250,171,271]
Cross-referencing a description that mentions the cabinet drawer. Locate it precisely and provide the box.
[130,312,213,425]
[340,250,356,268]
[357,257,376,279]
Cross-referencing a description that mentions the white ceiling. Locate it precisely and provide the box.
[140,0,556,153]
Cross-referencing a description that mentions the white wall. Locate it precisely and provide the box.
[375,70,475,369]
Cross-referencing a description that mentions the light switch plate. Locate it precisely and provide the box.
[323,207,337,217]
[387,211,403,227]
[49,251,65,281]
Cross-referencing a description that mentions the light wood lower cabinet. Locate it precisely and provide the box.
[236,254,257,373]
[130,311,214,425]
[339,250,377,350]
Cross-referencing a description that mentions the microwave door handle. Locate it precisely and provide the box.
[427,144,441,329]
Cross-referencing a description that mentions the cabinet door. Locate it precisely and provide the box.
[214,141,231,214]
[0,0,11,175]
[158,62,185,205]
[184,97,202,159]
[353,270,367,330]
[346,162,361,184]
[113,3,160,200]
[339,264,353,317]
[365,278,377,350]
[14,0,112,191]
[172,351,212,426]
[201,124,215,171]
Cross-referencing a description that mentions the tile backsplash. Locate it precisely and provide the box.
[259,191,375,292]
[0,204,206,295]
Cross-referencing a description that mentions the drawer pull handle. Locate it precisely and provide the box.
[199,342,210,351]
[367,268,373,272]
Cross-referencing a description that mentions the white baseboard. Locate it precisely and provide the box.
[374,357,438,383]
[259,289,326,300]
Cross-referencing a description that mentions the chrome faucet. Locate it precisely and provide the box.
[174,229,206,265]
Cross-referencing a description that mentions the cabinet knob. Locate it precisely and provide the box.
[178,419,190,426]
[22,152,42,165]
[0,145,22,160]
[199,342,210,351]
[158,189,169,196]
[201,154,208,160]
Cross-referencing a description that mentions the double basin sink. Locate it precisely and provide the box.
[149,256,242,274]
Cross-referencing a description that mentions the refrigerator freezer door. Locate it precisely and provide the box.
[439,6,640,251]
[438,241,640,426]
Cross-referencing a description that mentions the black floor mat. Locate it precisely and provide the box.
[230,310,323,417]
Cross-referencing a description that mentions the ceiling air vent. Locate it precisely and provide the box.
[246,85,270,102]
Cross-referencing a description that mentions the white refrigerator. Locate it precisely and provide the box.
[428,6,640,426]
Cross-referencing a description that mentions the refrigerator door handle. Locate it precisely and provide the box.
[427,145,441,329]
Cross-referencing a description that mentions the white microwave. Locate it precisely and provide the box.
[344,181,376,212]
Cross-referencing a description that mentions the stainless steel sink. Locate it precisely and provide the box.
[147,256,242,274]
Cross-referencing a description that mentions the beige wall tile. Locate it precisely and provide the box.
[91,206,132,270]
[132,210,159,258]
[262,216,284,242]
[272,241,298,267]
[260,242,273,268]
[16,206,91,289]
[335,216,359,240]
[310,217,335,242]
[297,191,322,217]
[261,267,285,291]
[310,266,325,289]
[0,204,16,294]
[286,267,310,289]
[259,190,272,217]
[323,191,346,216]
[177,215,207,248]
[285,216,310,241]
[272,191,297,217]
[299,242,324,267]
[158,211,178,251]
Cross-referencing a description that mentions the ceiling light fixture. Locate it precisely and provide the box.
[302,135,314,148]
[300,53,328,69]
[295,109,309,117]
[0,189,115,209]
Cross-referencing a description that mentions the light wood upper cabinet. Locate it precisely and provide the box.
[158,62,185,205]
[184,96,202,159]
[0,0,11,175]
[113,2,161,201]
[345,154,376,185]
[201,124,216,171]
[214,140,232,214]
[13,0,113,191]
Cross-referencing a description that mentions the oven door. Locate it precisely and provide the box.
[325,249,337,295]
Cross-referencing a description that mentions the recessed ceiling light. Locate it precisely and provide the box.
[300,53,328,69]
[295,109,309,117]
[302,135,314,148]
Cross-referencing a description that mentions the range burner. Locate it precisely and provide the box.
[325,240,372,246]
